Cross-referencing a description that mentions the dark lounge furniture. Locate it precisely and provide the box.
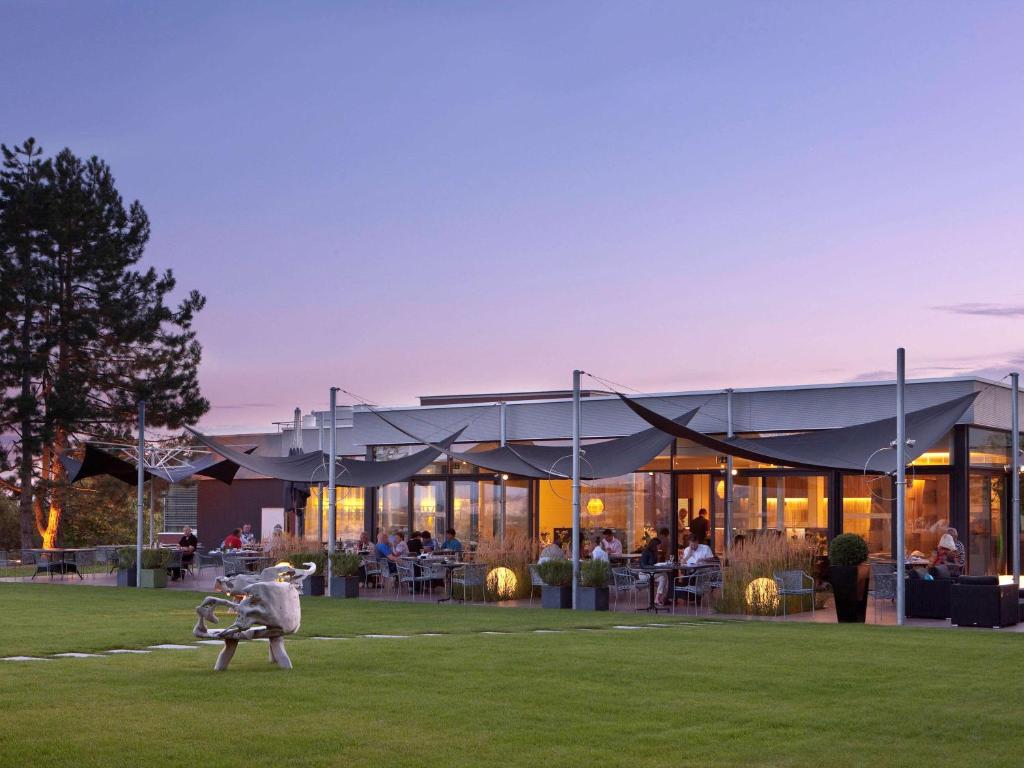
[950,576,1018,628]
[904,568,955,620]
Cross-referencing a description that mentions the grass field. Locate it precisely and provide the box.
[1,583,1021,768]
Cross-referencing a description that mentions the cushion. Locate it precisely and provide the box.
[957,576,999,586]
[929,565,951,580]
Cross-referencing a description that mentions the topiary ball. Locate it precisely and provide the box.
[828,533,869,567]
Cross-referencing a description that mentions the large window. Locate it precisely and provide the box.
[905,474,951,558]
[377,483,408,534]
[452,479,500,546]
[413,480,447,538]
[304,486,364,544]
[731,474,828,546]
[538,473,670,552]
[969,473,1005,576]
[842,475,892,557]
[969,428,1011,468]
[676,474,712,543]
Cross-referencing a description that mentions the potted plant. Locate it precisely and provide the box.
[140,548,172,589]
[116,547,136,588]
[828,533,870,623]
[578,559,611,611]
[291,551,326,596]
[537,559,573,609]
[329,552,362,598]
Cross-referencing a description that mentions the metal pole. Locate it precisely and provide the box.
[317,481,323,544]
[1011,372,1020,587]
[327,387,338,595]
[499,401,507,540]
[136,400,145,589]
[148,478,155,548]
[725,388,734,554]
[896,348,907,626]
[571,370,582,610]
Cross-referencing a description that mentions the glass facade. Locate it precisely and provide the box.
[731,474,828,546]
[413,480,447,537]
[377,482,409,534]
[968,473,1005,576]
[303,486,365,544]
[905,474,950,558]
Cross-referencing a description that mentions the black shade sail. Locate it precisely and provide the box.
[618,392,978,472]
[368,407,699,479]
[60,443,246,485]
[184,426,466,486]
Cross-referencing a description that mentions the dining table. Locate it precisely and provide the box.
[30,548,94,580]
[629,563,679,613]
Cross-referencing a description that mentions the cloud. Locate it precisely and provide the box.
[208,403,276,410]
[932,303,1024,318]
[850,369,892,382]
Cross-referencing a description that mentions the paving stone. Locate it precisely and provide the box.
[147,644,198,650]
[2,656,50,661]
[53,652,106,658]
[107,649,150,654]
[362,634,409,639]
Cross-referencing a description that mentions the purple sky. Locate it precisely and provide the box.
[4,2,1023,430]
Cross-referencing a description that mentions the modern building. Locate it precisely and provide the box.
[194,375,1023,577]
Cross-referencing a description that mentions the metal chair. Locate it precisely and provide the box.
[422,562,448,596]
[395,560,430,600]
[672,567,720,616]
[361,557,382,588]
[197,551,222,578]
[222,553,246,578]
[611,567,643,610]
[772,570,815,616]
[451,563,487,603]
[528,564,545,606]
[869,564,897,622]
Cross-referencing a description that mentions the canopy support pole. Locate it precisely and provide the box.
[571,370,581,610]
[135,400,145,589]
[148,479,155,548]
[896,348,907,626]
[1011,372,1020,587]
[327,387,338,595]
[499,401,507,540]
[725,388,734,554]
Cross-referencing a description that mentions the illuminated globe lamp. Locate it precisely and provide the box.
[586,497,604,516]
[487,566,518,599]
[745,577,779,614]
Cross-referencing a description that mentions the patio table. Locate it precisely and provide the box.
[30,548,94,580]
[630,564,678,613]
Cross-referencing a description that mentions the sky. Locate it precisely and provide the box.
[3,1,1023,431]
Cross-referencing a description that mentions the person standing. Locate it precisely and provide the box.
[690,509,710,545]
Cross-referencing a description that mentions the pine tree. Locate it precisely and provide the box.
[0,138,209,548]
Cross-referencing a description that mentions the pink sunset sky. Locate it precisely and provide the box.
[4,2,1023,430]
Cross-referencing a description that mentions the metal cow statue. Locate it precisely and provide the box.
[193,561,316,671]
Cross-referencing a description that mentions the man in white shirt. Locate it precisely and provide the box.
[601,529,623,556]
[591,537,609,562]
[680,534,714,566]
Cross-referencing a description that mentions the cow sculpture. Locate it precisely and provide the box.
[193,561,316,671]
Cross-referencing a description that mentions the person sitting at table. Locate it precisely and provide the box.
[538,539,566,564]
[440,528,462,553]
[393,531,410,558]
[420,530,437,552]
[356,531,372,553]
[591,536,609,562]
[946,527,966,574]
[680,533,714,566]
[931,533,957,567]
[407,531,423,555]
[240,523,256,548]
[375,532,396,573]
[263,524,284,553]
[601,529,623,556]
[639,537,670,607]
[222,528,243,550]
[657,527,671,561]
[170,526,198,580]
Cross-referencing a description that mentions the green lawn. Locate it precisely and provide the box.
[0,583,1021,768]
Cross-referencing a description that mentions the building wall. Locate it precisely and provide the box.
[196,478,283,546]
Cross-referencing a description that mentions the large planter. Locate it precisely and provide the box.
[541,585,572,609]
[116,568,137,588]
[577,586,609,611]
[140,568,168,589]
[831,563,869,623]
[302,575,325,597]
[329,576,360,598]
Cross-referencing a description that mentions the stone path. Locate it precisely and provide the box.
[1,620,723,662]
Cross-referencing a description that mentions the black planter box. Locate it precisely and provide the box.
[329,576,360,598]
[577,586,609,611]
[541,585,572,609]
[302,574,325,597]
[116,568,137,588]
[831,563,869,623]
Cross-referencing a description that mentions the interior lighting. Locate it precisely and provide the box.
[586,497,605,516]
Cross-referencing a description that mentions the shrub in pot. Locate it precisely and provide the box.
[116,547,137,587]
[828,533,870,623]
[537,559,573,609]
[139,548,171,589]
[578,559,611,611]
[289,551,326,596]
[329,552,362,598]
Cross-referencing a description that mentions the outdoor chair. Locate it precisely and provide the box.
[197,551,222,578]
[23,549,45,580]
[75,549,96,580]
[361,557,382,588]
[527,564,545,606]
[773,570,815,616]
[950,577,1018,628]
[672,568,719,616]
[451,563,487,603]
[868,563,897,622]
[422,562,448,595]
[378,558,397,594]
[611,567,643,610]
[222,553,246,578]
[395,560,430,600]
